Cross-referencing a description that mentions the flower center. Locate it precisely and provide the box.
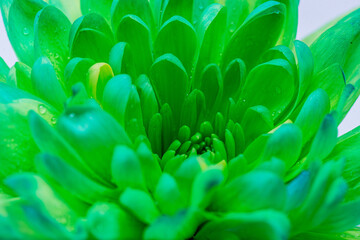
[160,117,242,171]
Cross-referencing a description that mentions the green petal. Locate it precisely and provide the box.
[327,126,360,201]
[232,122,246,155]
[80,0,112,21]
[34,5,71,84]
[259,45,296,68]
[56,104,131,181]
[243,133,269,165]
[147,113,162,156]
[180,90,206,132]
[159,2,192,26]
[262,123,302,170]
[69,13,114,62]
[311,8,360,74]
[0,0,47,66]
[160,103,176,151]
[0,83,58,183]
[193,0,250,38]
[155,16,196,73]
[119,188,160,224]
[294,40,314,105]
[111,0,154,34]
[195,210,290,240]
[222,58,246,103]
[31,56,67,110]
[150,53,189,121]
[144,208,202,240]
[224,0,250,40]
[222,1,286,69]
[28,110,107,185]
[213,170,286,211]
[35,153,117,204]
[307,114,338,162]
[109,42,135,77]
[191,168,224,209]
[291,160,345,232]
[285,170,310,211]
[0,104,36,183]
[241,105,274,143]
[0,57,10,82]
[7,62,33,93]
[316,199,360,233]
[135,74,159,131]
[103,74,143,127]
[238,59,295,120]
[310,8,360,119]
[111,145,146,190]
[4,200,77,239]
[175,156,204,201]
[66,82,90,107]
[0,80,58,114]
[47,0,82,22]
[115,14,153,75]
[227,154,247,181]
[0,216,19,239]
[310,63,346,111]
[136,142,162,192]
[199,64,223,116]
[193,3,226,85]
[87,202,144,240]
[294,89,330,144]
[86,63,114,101]
[64,57,95,92]
[225,129,236,160]
[4,173,78,231]
[276,0,299,46]
[154,173,184,215]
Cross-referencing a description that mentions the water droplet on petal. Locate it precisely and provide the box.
[69,113,76,118]
[23,27,30,36]
[38,105,47,114]
[51,117,57,125]
[199,5,204,10]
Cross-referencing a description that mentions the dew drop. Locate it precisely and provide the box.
[69,113,76,118]
[38,105,47,115]
[242,99,246,103]
[54,53,59,59]
[199,5,204,10]
[23,27,30,36]
[51,117,57,125]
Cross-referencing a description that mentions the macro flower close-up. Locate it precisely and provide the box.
[1,0,360,239]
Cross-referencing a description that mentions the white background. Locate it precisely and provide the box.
[0,0,360,135]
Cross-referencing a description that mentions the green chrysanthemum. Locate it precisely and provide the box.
[1,0,360,239]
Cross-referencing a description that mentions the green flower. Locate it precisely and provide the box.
[1,0,360,239]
